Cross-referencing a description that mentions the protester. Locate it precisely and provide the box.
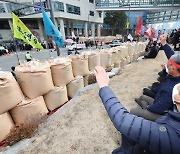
[173,28,180,51]
[130,53,180,121]
[94,66,180,154]
[25,51,32,62]
[143,41,159,59]
[127,33,133,42]
[160,34,175,59]
[143,34,175,98]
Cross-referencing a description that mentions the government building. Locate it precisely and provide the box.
[0,0,103,42]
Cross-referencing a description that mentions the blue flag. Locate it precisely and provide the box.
[42,9,64,46]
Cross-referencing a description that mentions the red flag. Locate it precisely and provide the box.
[135,16,142,36]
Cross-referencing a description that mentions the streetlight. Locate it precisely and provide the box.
[47,0,60,56]
[127,3,130,35]
[88,13,90,38]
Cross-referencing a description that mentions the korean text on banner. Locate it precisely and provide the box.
[12,12,43,50]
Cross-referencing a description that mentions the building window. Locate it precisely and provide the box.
[89,0,94,3]
[0,20,10,29]
[22,20,39,29]
[99,12,102,18]
[6,2,33,16]
[0,3,5,13]
[53,1,64,12]
[66,4,80,15]
[89,11,94,16]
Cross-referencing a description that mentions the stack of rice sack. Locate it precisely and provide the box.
[46,57,74,111]
[99,48,113,71]
[68,55,88,97]
[133,42,140,61]
[10,61,52,124]
[116,45,129,68]
[138,42,146,56]
[81,51,100,86]
[0,71,23,142]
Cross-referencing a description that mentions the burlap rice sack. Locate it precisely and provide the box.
[0,112,14,142]
[44,86,68,111]
[71,55,89,77]
[51,62,74,87]
[10,96,48,124]
[67,76,84,98]
[0,72,23,114]
[88,53,101,72]
[15,61,54,99]
[100,51,112,68]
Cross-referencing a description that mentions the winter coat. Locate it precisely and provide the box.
[147,75,180,114]
[162,44,174,59]
[99,86,180,154]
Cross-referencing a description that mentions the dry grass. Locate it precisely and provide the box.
[4,114,48,146]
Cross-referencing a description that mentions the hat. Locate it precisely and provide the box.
[172,83,180,104]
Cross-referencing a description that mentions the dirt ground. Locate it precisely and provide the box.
[15,51,167,154]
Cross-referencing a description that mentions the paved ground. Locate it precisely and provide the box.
[0,45,110,71]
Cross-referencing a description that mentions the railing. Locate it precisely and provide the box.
[147,10,180,23]
[96,0,180,8]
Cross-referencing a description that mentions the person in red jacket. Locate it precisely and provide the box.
[94,66,180,154]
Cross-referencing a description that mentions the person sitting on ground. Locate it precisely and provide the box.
[25,51,32,62]
[143,41,159,59]
[94,66,180,154]
[143,34,175,98]
[130,54,180,121]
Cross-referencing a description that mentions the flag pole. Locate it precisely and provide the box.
[13,38,20,65]
[47,0,60,56]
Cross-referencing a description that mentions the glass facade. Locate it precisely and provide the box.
[147,10,180,23]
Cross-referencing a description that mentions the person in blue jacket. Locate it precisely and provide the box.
[94,66,180,154]
[130,53,180,121]
[142,34,176,100]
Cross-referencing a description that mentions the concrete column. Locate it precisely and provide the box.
[66,20,70,36]
[97,24,101,37]
[37,19,46,41]
[8,19,13,31]
[76,28,79,37]
[59,18,65,40]
[85,22,88,38]
[91,23,95,38]
[70,22,73,35]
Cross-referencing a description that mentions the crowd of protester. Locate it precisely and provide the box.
[95,34,180,153]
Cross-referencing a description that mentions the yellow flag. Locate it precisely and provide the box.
[12,12,43,49]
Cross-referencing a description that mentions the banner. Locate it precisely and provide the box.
[12,12,43,49]
[135,16,142,36]
[126,22,130,29]
[42,9,64,47]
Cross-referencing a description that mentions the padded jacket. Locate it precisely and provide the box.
[162,44,174,59]
[147,75,180,114]
[99,86,180,154]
